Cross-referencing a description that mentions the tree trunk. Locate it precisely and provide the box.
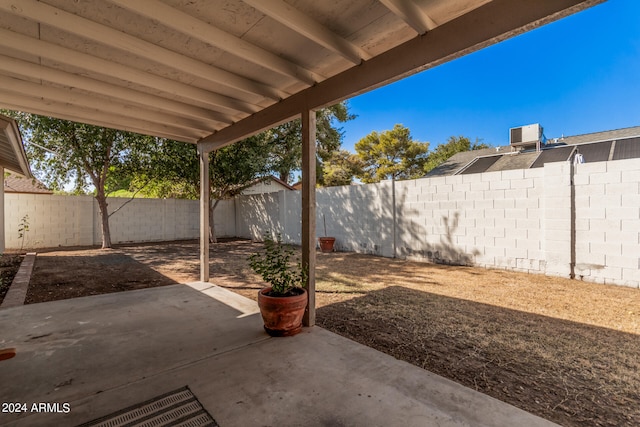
[95,190,112,249]
[279,171,289,184]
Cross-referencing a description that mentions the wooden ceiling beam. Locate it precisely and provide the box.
[0,55,232,127]
[378,0,438,34]
[0,28,258,115]
[0,95,200,143]
[243,0,371,65]
[110,0,323,86]
[0,76,215,134]
[0,0,283,100]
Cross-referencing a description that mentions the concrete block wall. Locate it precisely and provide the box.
[237,167,547,272]
[317,182,394,257]
[3,195,221,249]
[104,198,166,244]
[212,198,237,238]
[235,182,395,257]
[5,158,638,288]
[396,168,546,273]
[234,158,639,288]
[543,162,573,277]
[574,159,640,287]
[235,192,282,242]
[5,194,95,248]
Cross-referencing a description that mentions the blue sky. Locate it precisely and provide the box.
[339,0,640,152]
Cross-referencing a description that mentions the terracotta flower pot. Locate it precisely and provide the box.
[318,237,336,253]
[257,287,308,337]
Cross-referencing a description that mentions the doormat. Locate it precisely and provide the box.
[77,386,219,427]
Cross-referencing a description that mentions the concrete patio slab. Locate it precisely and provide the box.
[0,283,557,427]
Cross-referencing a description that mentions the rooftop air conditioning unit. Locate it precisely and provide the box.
[510,124,543,147]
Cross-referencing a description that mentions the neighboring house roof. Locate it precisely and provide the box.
[558,125,640,146]
[427,126,640,177]
[269,176,295,191]
[0,114,32,178]
[428,146,513,177]
[242,175,295,195]
[4,173,53,194]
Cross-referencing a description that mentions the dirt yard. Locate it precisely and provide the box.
[22,239,640,427]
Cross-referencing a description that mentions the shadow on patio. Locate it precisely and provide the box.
[0,284,554,427]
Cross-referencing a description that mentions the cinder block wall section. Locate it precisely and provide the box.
[317,182,394,257]
[395,168,546,273]
[573,159,640,287]
[542,162,573,277]
[235,182,396,257]
[235,192,282,242]
[5,194,95,248]
[5,158,638,289]
[4,195,235,249]
[235,158,639,289]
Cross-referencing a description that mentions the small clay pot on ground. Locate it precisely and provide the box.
[257,287,307,337]
[318,237,336,253]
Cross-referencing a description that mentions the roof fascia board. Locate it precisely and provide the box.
[198,0,603,153]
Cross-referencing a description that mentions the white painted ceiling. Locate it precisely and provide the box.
[0,0,602,146]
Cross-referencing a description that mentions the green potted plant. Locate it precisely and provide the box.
[248,232,308,336]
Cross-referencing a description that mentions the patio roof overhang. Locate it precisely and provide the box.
[0,114,32,178]
[0,0,603,146]
[0,0,604,325]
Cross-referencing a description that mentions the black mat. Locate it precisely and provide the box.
[78,386,218,427]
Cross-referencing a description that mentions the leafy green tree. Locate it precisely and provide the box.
[322,149,363,186]
[355,124,429,183]
[2,110,157,249]
[131,139,200,200]
[207,136,272,242]
[138,137,272,243]
[265,102,354,184]
[424,136,489,173]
